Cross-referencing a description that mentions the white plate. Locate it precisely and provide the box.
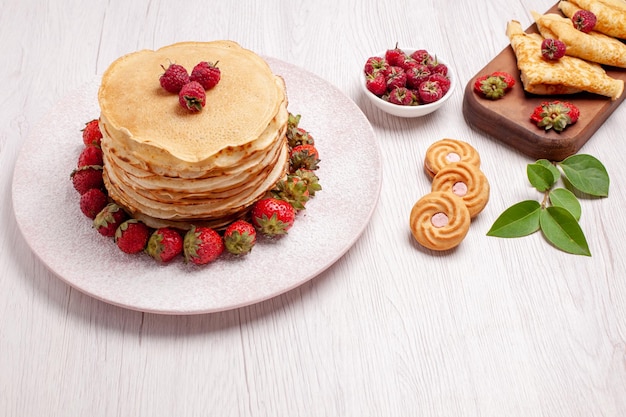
[11,57,382,314]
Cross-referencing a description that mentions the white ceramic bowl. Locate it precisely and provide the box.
[362,49,456,118]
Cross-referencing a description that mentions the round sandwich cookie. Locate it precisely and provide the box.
[409,191,471,251]
[431,161,490,218]
[424,138,481,178]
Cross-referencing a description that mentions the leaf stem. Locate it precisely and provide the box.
[541,190,550,209]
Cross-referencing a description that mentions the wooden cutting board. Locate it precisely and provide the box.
[462,3,626,161]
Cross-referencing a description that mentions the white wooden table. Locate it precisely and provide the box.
[2,0,625,416]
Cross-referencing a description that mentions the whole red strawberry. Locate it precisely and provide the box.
[290,144,320,171]
[93,203,127,237]
[223,220,257,255]
[82,119,102,146]
[179,81,206,112]
[190,61,221,90]
[572,9,597,33]
[530,100,580,132]
[388,87,415,106]
[115,219,151,254]
[417,80,443,104]
[80,188,108,219]
[293,169,322,197]
[77,145,103,167]
[541,38,566,61]
[183,226,224,265]
[366,72,387,96]
[385,66,407,90]
[364,56,389,75]
[251,198,296,236]
[405,64,431,89]
[71,165,103,195]
[146,227,183,263]
[491,71,516,90]
[160,63,189,93]
[271,175,310,210]
[286,113,315,147]
[473,74,508,99]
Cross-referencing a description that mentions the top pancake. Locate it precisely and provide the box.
[98,41,284,166]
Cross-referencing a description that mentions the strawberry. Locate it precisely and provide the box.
[82,119,102,146]
[385,66,407,90]
[410,49,433,66]
[405,64,431,89]
[388,87,415,105]
[146,227,183,263]
[541,38,566,61]
[223,220,257,255]
[271,175,310,210]
[428,73,451,95]
[366,72,387,96]
[530,100,580,132]
[179,81,206,112]
[293,169,322,197]
[93,203,127,237]
[384,45,407,67]
[79,188,108,219]
[251,198,296,236]
[289,144,320,171]
[364,56,389,75]
[114,219,151,254]
[183,226,224,265]
[417,80,443,104]
[286,113,315,147]
[71,165,103,195]
[572,10,597,33]
[491,71,516,90]
[159,63,189,93]
[190,61,221,90]
[473,74,508,99]
[77,145,103,167]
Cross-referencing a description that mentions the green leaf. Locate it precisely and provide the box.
[487,200,541,238]
[535,159,561,183]
[559,154,609,197]
[539,206,591,256]
[527,162,556,192]
[549,188,581,220]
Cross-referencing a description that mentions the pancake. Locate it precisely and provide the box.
[506,20,624,99]
[98,41,290,229]
[532,11,626,68]
[558,0,626,39]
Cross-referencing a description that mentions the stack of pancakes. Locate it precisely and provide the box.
[98,41,290,230]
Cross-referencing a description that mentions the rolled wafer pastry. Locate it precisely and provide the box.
[431,162,490,218]
[559,0,626,39]
[532,11,626,68]
[506,20,624,99]
[409,191,471,251]
[423,138,481,178]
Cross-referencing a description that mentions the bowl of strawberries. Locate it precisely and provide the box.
[362,45,456,118]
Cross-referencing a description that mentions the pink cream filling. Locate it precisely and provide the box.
[445,152,460,162]
[431,212,448,228]
[452,181,468,197]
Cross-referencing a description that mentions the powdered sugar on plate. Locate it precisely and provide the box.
[11,57,382,314]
